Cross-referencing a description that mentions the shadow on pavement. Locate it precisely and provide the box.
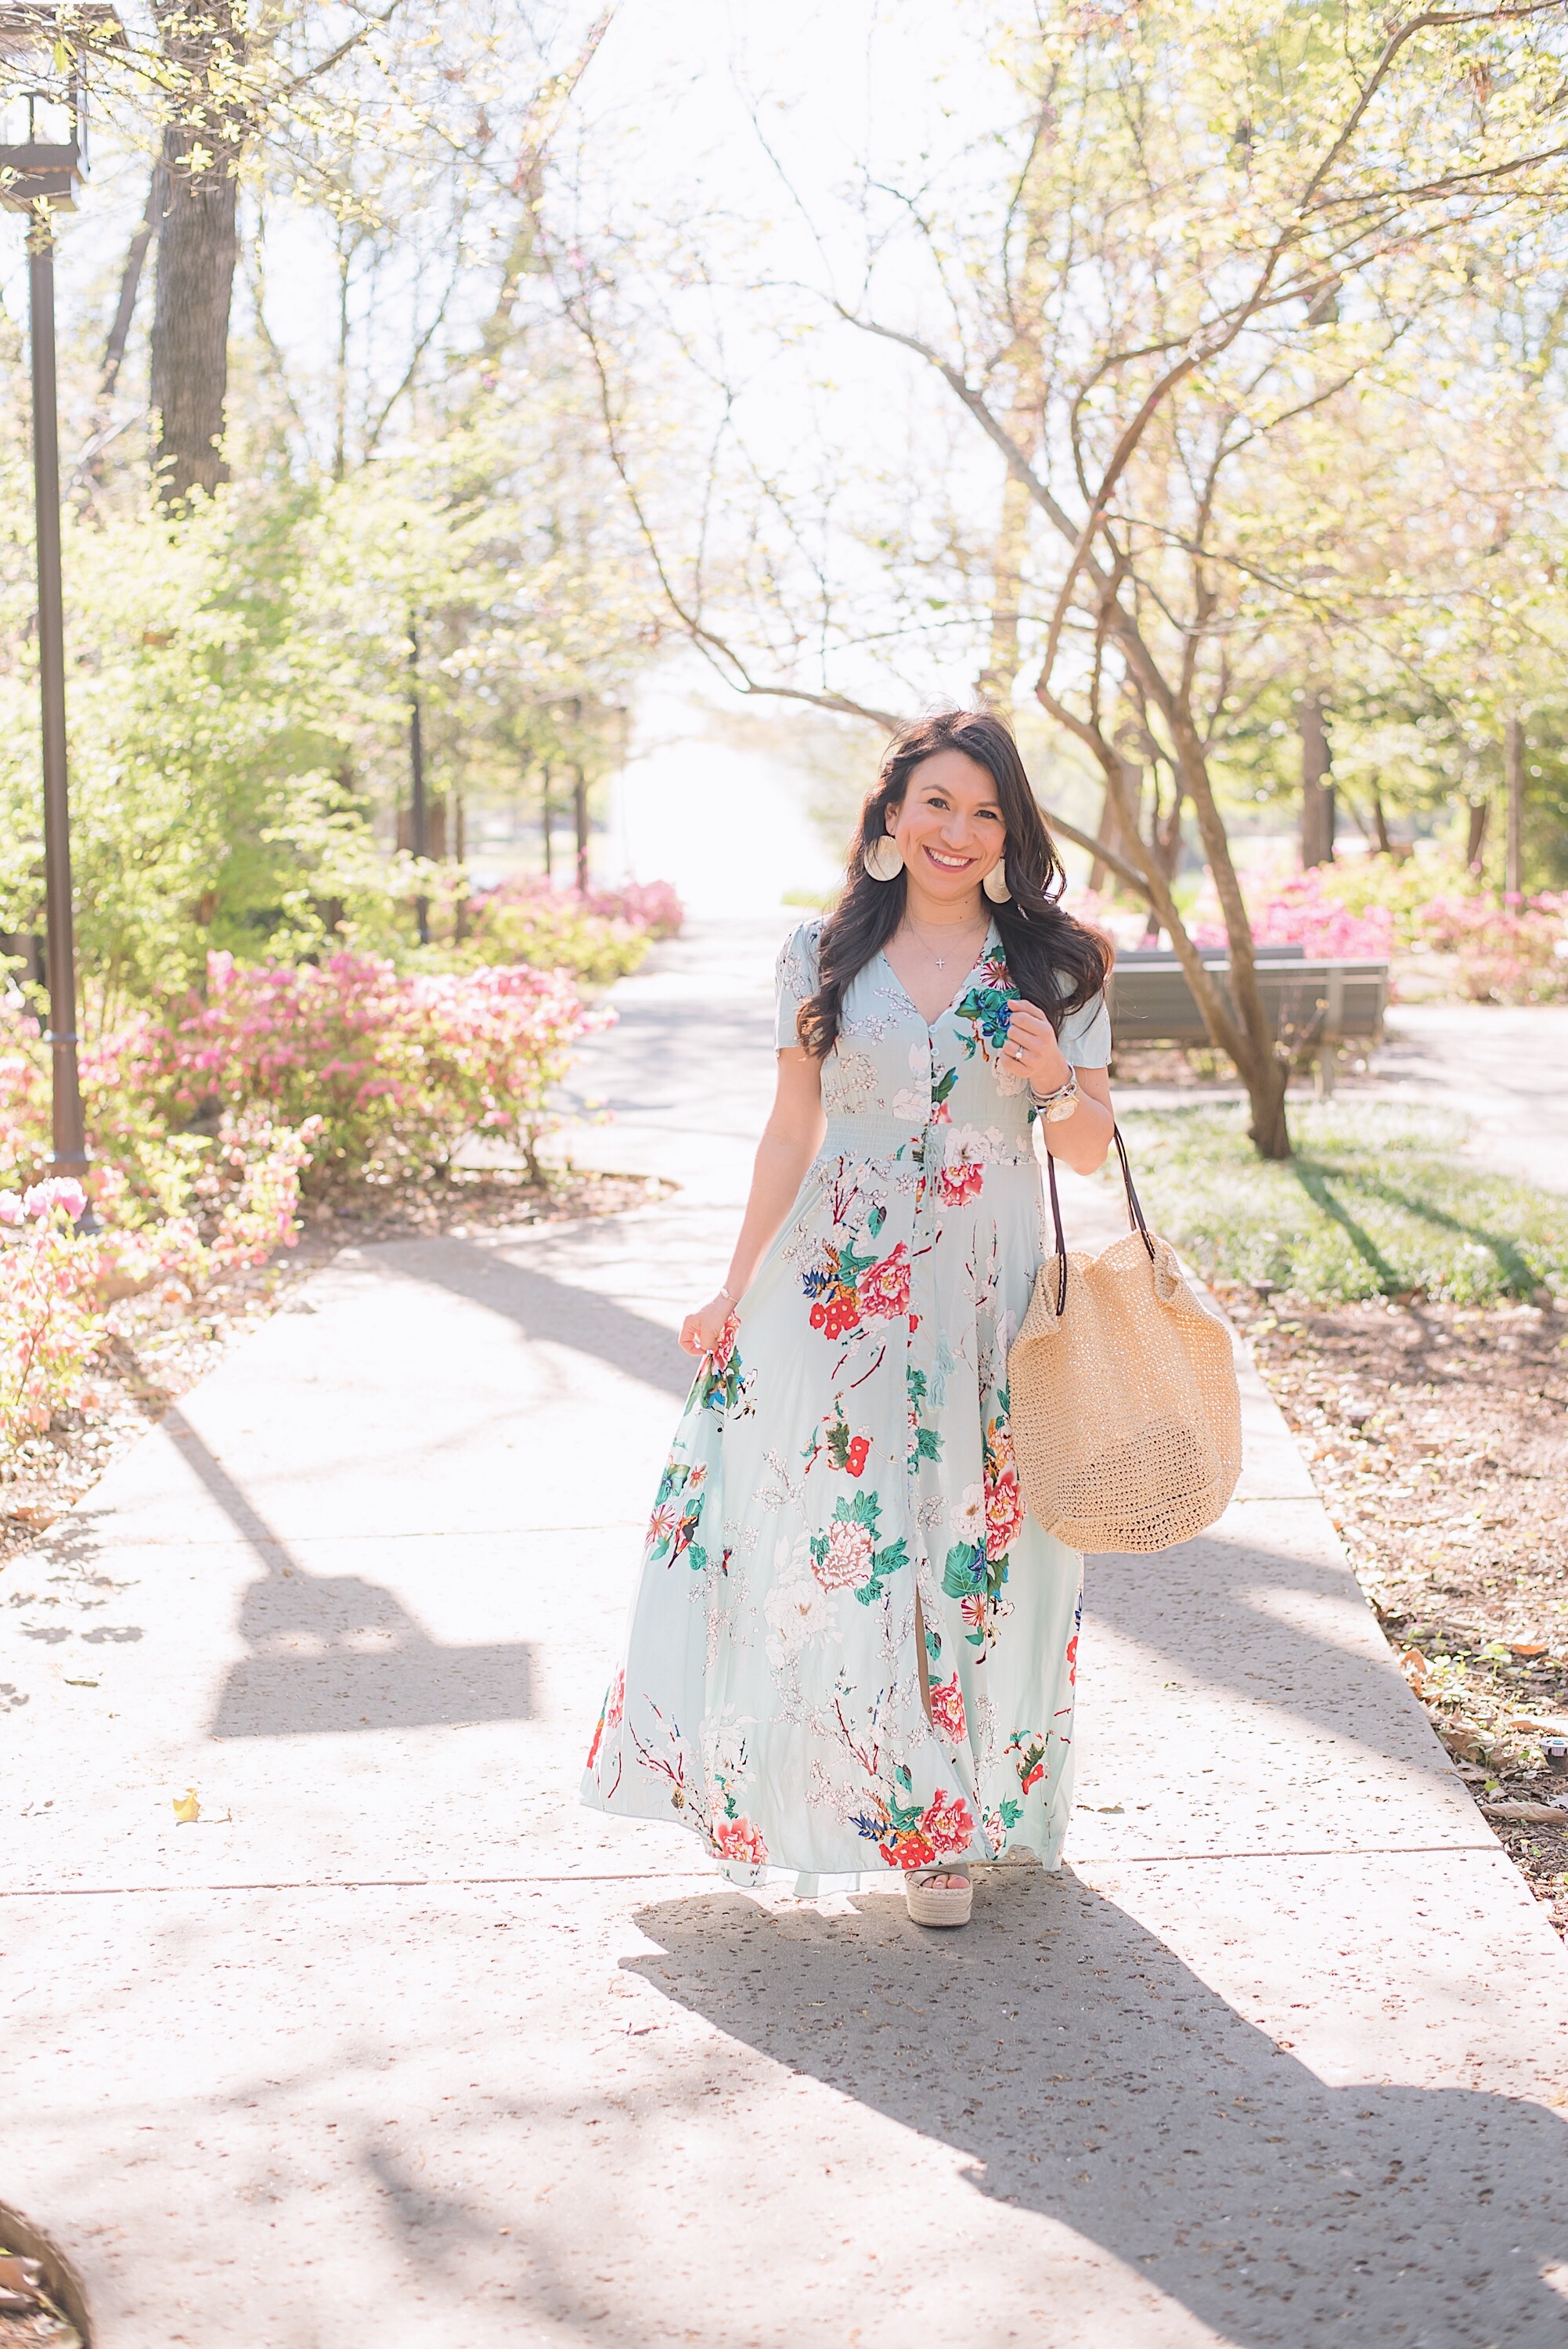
[158,1411,539,1739]
[629,1871,1568,2347]
[375,1239,696,1400]
[1083,1531,1451,1782]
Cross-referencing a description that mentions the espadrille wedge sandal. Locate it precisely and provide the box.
[905,1867,971,1928]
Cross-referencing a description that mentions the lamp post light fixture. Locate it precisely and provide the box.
[0,3,123,1182]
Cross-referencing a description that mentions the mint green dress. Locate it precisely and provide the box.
[582,919,1111,1894]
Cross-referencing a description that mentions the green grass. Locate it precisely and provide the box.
[1114,1102,1568,1304]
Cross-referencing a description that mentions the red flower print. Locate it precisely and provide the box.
[881,1828,937,1871]
[586,1669,623,1771]
[859,1243,910,1319]
[960,1593,986,1631]
[1067,1633,1079,1687]
[927,1672,968,1744]
[921,1791,975,1854]
[845,1435,871,1478]
[709,1313,739,1371]
[712,1816,769,1866]
[985,1460,1023,1562]
[814,1517,874,1591]
[937,1159,984,1207]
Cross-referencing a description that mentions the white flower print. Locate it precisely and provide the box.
[764,1537,839,1664]
[827,1051,881,1115]
[950,1482,986,1543]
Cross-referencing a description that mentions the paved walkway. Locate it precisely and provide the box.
[1370,1001,1568,1196]
[3,920,1568,2347]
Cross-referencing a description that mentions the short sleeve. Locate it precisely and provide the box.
[775,920,822,1049]
[1056,985,1111,1068]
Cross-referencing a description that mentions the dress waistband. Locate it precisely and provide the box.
[818,1117,1037,1168]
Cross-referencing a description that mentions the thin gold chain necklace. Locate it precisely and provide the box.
[902,914,987,973]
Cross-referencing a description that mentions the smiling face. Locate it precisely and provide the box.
[885,749,1006,909]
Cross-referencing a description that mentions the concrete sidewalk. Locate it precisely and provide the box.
[2,917,1567,2348]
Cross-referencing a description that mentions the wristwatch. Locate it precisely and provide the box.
[1033,1071,1080,1124]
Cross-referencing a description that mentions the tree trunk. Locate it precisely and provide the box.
[1167,711,1291,1159]
[1299,691,1336,868]
[150,0,245,505]
[1087,758,1140,893]
[542,766,553,878]
[1505,715,1525,897]
[102,164,167,402]
[1054,673,1292,1158]
[1466,796,1491,874]
[1370,786,1392,857]
[574,767,589,894]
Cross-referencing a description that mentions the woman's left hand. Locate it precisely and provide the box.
[1003,999,1071,1095]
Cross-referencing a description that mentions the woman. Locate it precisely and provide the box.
[582,710,1116,1926]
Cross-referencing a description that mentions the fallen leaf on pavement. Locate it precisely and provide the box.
[172,1788,200,1823]
[0,2255,45,2311]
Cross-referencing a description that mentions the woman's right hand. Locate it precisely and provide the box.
[679,1292,736,1359]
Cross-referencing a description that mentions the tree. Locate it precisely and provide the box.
[149,0,247,501]
[575,0,1568,1155]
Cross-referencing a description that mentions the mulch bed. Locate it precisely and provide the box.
[1223,1286,1568,1935]
[0,1166,671,1575]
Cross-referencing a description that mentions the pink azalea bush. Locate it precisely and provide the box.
[154,950,608,1188]
[1412,892,1568,1005]
[1194,864,1392,959]
[467,875,683,986]
[582,879,684,939]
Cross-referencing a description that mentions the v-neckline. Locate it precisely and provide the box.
[879,922,999,1031]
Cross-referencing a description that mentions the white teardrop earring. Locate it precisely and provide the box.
[983,858,1011,904]
[864,834,905,883]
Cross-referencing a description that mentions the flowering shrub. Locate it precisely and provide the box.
[1411,892,1568,1005]
[0,1181,103,1444]
[149,950,609,1189]
[1193,863,1392,958]
[467,875,684,984]
[0,944,608,1448]
[466,879,639,986]
[581,879,684,939]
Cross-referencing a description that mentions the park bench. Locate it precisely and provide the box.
[1107,944,1390,1094]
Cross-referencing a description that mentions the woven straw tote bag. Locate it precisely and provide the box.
[1008,1131,1242,1553]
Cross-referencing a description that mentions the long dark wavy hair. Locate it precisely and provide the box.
[796,709,1112,1059]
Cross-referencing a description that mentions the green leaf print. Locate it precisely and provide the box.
[953,983,1013,1059]
[854,1535,910,1608]
[942,1539,986,1599]
[809,1489,907,1604]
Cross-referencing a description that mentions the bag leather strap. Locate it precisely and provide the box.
[1045,1124,1158,1317]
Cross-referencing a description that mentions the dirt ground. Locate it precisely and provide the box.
[1223,1286,1568,1936]
[0,1167,669,1576]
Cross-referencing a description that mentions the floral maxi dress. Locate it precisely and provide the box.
[581,920,1112,1894]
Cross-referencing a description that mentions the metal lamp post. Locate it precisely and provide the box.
[0,5,122,1178]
